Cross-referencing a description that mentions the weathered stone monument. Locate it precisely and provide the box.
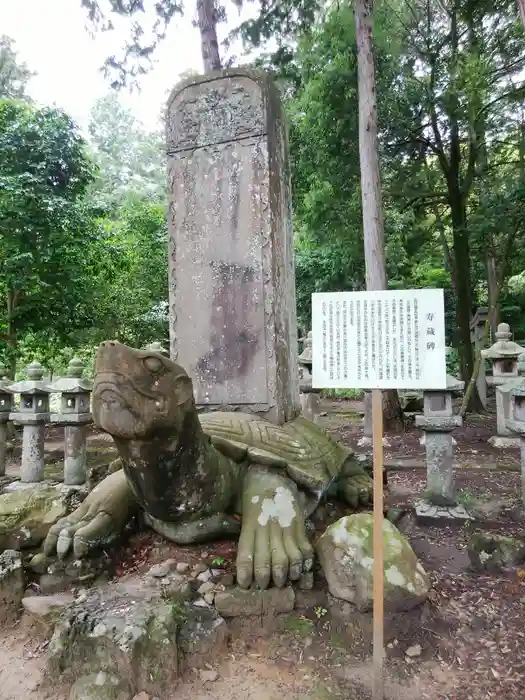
[505,381,525,505]
[50,357,92,486]
[482,322,523,447]
[415,374,472,524]
[166,69,299,424]
[298,331,322,422]
[9,361,51,483]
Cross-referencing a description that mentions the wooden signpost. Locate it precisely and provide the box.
[312,288,447,700]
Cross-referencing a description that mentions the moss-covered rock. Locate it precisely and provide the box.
[316,513,430,612]
[0,484,70,550]
[0,549,24,625]
[468,532,525,572]
[48,575,226,696]
[69,672,131,700]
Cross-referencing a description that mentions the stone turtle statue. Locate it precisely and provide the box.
[44,341,373,589]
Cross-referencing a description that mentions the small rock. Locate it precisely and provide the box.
[176,562,190,574]
[28,551,48,574]
[22,592,74,619]
[298,572,314,590]
[193,598,209,608]
[199,669,219,683]
[192,563,208,577]
[132,693,150,700]
[198,581,215,596]
[204,592,215,605]
[148,559,176,578]
[39,572,72,595]
[0,549,24,626]
[196,570,211,583]
[405,644,421,658]
[214,586,295,617]
[217,572,234,588]
[200,551,209,560]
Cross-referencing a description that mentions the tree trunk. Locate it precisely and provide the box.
[354,0,404,431]
[197,0,221,73]
[518,0,525,29]
[6,287,17,379]
[486,253,500,333]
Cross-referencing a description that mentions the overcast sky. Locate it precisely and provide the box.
[3,0,253,133]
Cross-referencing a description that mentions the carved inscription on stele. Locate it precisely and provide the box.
[167,77,265,153]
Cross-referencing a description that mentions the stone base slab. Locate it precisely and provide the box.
[415,499,473,525]
[488,435,520,449]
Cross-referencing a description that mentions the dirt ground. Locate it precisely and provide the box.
[1,397,525,700]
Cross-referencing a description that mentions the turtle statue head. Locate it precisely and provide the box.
[93,340,195,440]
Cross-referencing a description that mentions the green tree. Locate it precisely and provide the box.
[0,35,35,99]
[87,93,166,208]
[0,99,98,375]
[87,194,168,347]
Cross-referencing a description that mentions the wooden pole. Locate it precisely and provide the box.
[372,388,384,700]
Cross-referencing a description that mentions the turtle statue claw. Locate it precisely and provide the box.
[43,341,373,589]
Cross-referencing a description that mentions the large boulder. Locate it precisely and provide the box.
[0,549,24,625]
[0,483,74,550]
[48,575,228,697]
[316,514,430,612]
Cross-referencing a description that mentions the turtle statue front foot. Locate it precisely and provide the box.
[43,469,138,559]
[236,466,314,589]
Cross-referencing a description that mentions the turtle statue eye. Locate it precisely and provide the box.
[143,356,164,374]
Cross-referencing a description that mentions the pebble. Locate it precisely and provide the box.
[218,572,234,588]
[192,563,208,577]
[204,591,215,605]
[132,693,150,700]
[176,562,190,574]
[193,598,209,608]
[200,551,210,560]
[199,669,219,683]
[197,570,212,583]
[198,581,215,595]
[405,644,422,658]
[148,559,176,578]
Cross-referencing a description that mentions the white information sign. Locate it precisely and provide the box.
[312,289,447,390]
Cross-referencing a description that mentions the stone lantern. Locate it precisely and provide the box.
[415,375,472,524]
[0,362,14,477]
[298,331,322,422]
[9,360,52,483]
[505,379,525,505]
[50,357,93,485]
[482,322,524,441]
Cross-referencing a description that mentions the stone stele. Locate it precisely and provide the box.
[166,69,299,425]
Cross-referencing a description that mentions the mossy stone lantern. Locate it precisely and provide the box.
[50,357,93,485]
[9,360,52,483]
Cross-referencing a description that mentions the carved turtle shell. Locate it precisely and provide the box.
[199,411,353,508]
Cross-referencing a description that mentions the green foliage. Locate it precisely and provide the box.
[0,98,100,374]
[86,93,166,208]
[0,35,35,100]
[88,193,168,348]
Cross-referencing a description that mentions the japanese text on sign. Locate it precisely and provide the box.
[312,289,446,390]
